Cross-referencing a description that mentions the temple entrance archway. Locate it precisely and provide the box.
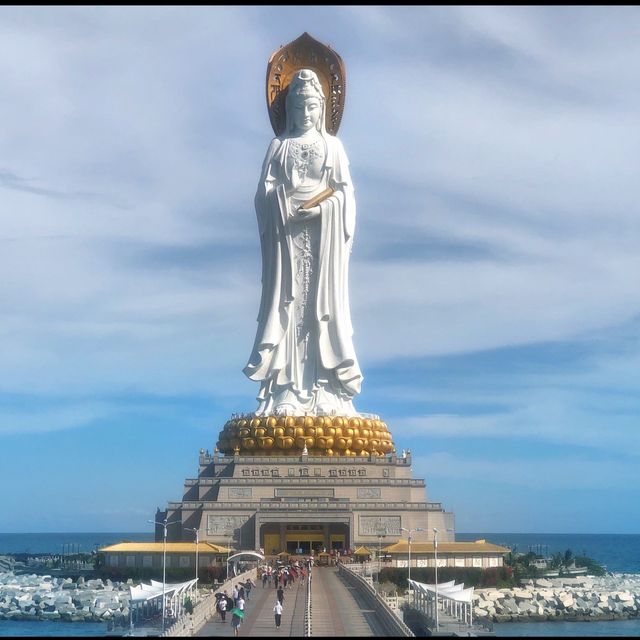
[259,521,350,555]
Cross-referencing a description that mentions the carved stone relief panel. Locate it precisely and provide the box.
[206,514,250,536]
[359,515,401,535]
[228,487,252,499]
[357,488,381,499]
[275,488,334,498]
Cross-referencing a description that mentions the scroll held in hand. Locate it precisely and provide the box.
[299,188,334,211]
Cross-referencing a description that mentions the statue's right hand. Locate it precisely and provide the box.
[297,205,321,218]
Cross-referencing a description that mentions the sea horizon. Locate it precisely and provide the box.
[2,532,639,574]
[2,530,639,535]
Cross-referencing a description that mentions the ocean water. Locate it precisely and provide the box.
[0,532,151,555]
[0,620,111,637]
[457,533,640,574]
[494,619,640,637]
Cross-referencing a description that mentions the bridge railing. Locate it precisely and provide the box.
[304,570,312,636]
[169,567,257,637]
[338,562,414,637]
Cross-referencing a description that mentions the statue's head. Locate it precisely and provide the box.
[285,68,326,135]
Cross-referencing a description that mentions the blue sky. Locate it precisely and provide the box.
[1,6,639,534]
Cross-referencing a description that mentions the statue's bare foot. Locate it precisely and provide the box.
[316,404,336,416]
[274,403,296,416]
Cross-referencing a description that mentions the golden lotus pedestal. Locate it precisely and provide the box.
[156,412,456,557]
[216,415,395,458]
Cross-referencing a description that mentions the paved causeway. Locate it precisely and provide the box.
[310,567,382,637]
[196,566,386,637]
[196,577,306,637]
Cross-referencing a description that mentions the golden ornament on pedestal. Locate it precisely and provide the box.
[216,415,396,457]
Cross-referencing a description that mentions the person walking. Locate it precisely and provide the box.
[277,585,285,605]
[230,610,242,637]
[218,594,227,622]
[273,599,284,629]
[244,577,255,600]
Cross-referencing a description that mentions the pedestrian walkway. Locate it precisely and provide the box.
[196,578,306,637]
[310,567,383,636]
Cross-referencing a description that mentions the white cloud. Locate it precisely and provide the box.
[0,6,639,426]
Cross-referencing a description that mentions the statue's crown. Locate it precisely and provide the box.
[290,69,324,100]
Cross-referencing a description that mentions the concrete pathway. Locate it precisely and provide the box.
[310,567,383,636]
[196,578,306,637]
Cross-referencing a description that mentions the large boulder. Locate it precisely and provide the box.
[535,579,553,588]
[501,599,519,614]
[86,579,104,590]
[40,611,61,620]
[558,593,574,609]
[57,603,76,615]
[616,592,634,603]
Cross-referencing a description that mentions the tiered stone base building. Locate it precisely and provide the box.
[157,415,455,553]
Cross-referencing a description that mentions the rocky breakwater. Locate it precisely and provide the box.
[473,574,640,623]
[0,571,132,624]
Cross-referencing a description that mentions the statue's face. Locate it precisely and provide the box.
[291,96,321,133]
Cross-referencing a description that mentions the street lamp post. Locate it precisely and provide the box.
[433,527,439,630]
[401,526,424,599]
[376,529,386,579]
[148,518,181,633]
[226,533,233,580]
[184,527,200,603]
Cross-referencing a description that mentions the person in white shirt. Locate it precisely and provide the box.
[217,595,227,622]
[273,600,284,629]
[236,596,245,611]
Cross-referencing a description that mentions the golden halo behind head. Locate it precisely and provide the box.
[266,32,346,136]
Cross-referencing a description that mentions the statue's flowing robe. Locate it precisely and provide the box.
[244,133,363,413]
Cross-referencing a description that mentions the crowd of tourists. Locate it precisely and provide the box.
[212,558,312,634]
[214,577,255,636]
[257,558,311,589]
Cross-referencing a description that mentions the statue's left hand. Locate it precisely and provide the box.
[298,205,321,218]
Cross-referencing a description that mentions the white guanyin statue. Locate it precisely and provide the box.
[244,68,362,416]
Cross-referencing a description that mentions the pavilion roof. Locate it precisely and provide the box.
[99,542,232,554]
[353,546,373,555]
[381,540,509,554]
